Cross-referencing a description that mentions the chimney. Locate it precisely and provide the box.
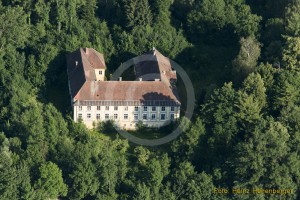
[84,48,89,54]
[119,77,122,81]
[139,78,142,81]
[153,47,156,56]
[75,61,78,66]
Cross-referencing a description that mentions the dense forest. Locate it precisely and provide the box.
[0,0,300,199]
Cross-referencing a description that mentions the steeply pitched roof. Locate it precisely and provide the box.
[66,49,86,98]
[82,48,106,70]
[67,48,180,105]
[67,48,106,96]
[75,81,180,104]
[134,49,177,83]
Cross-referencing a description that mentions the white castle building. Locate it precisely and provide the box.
[66,48,180,129]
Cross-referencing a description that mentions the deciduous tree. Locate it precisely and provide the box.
[34,162,68,199]
[232,37,261,83]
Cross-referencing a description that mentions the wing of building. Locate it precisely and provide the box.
[66,48,181,129]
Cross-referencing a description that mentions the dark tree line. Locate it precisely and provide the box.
[0,0,300,199]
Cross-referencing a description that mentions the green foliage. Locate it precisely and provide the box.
[134,146,151,165]
[152,26,190,59]
[264,18,285,43]
[282,36,300,70]
[124,0,152,28]
[115,10,189,59]
[69,153,99,199]
[43,104,69,155]
[34,162,68,199]
[133,182,151,200]
[187,0,261,39]
[232,37,261,83]
[171,162,216,199]
[231,118,298,199]
[285,0,300,36]
[0,0,300,199]
[201,83,239,151]
[235,92,262,128]
[153,0,173,25]
[171,117,205,161]
[187,0,226,34]
[16,162,35,200]
[0,137,18,200]
[256,63,277,90]
[234,4,262,37]
[82,0,97,22]
[272,70,300,110]
[0,5,29,50]
[279,105,300,152]
[241,73,267,110]
[263,18,285,63]
[97,139,129,196]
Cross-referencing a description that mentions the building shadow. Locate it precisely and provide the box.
[43,51,72,116]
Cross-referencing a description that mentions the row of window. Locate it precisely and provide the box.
[78,113,175,121]
[78,106,175,112]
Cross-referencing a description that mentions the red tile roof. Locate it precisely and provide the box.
[67,48,180,105]
[134,49,177,83]
[82,48,106,69]
[75,81,179,103]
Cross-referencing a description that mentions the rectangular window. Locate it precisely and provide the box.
[124,114,128,120]
[134,114,139,121]
[79,106,82,111]
[114,114,118,119]
[143,114,147,120]
[171,106,174,111]
[105,114,109,119]
[134,106,139,111]
[78,113,82,119]
[114,106,118,111]
[105,106,109,111]
[152,107,156,111]
[170,114,174,120]
[99,70,102,75]
[124,106,128,111]
[161,106,165,112]
[151,113,156,120]
[96,114,101,120]
[161,114,166,120]
[87,106,91,111]
[144,106,147,111]
[87,113,91,119]
[97,106,101,110]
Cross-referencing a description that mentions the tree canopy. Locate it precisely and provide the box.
[0,0,299,199]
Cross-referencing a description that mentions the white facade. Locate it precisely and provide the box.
[73,105,180,129]
[95,69,105,81]
[67,48,181,130]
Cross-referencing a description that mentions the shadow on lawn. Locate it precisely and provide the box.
[96,120,179,140]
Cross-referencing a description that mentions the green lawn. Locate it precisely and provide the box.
[98,120,178,140]
[128,124,176,140]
